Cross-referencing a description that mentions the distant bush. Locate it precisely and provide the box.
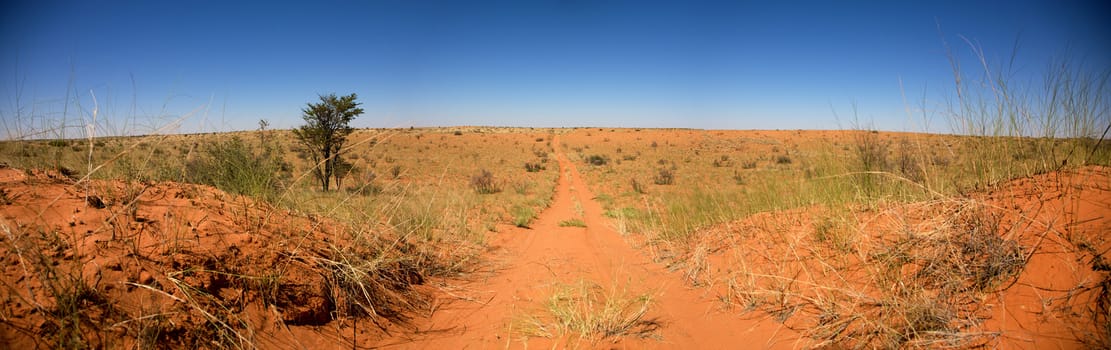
[453,130,463,136]
[741,160,758,169]
[712,155,732,167]
[855,130,888,171]
[895,138,924,183]
[525,162,544,172]
[775,155,792,164]
[585,154,608,166]
[653,168,674,185]
[471,169,501,194]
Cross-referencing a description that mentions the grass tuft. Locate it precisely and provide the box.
[558,219,587,228]
[516,280,659,343]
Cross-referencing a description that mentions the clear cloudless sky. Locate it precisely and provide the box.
[1,0,1109,136]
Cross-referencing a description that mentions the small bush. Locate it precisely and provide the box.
[48,139,69,147]
[653,168,674,185]
[775,155,792,164]
[855,130,888,171]
[512,205,535,227]
[712,155,732,167]
[585,154,608,166]
[741,160,758,169]
[471,169,501,194]
[453,130,463,136]
[895,138,924,183]
[186,137,287,201]
[390,165,402,179]
[525,162,544,172]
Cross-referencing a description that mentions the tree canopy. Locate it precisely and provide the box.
[293,93,364,191]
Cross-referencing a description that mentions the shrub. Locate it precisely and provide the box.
[775,155,792,164]
[471,169,501,194]
[390,164,402,179]
[525,162,544,172]
[855,130,888,171]
[712,155,732,167]
[585,154,608,166]
[186,137,287,201]
[653,168,674,185]
[453,130,463,136]
[512,205,535,227]
[895,138,924,183]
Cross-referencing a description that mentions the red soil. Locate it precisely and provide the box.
[670,166,1110,349]
[0,167,418,348]
[381,135,799,348]
[2,135,1107,349]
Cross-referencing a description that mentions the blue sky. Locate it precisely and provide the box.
[2,1,1108,136]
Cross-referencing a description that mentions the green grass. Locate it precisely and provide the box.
[512,204,536,228]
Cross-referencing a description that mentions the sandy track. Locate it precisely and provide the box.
[383,136,796,349]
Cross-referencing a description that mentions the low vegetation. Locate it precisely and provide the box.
[0,121,561,348]
[514,280,659,342]
[559,48,1110,347]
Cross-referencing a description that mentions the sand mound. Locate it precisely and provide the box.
[0,167,428,348]
[674,165,1110,348]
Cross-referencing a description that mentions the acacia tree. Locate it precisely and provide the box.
[293,93,364,191]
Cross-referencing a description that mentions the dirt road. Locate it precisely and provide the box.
[384,135,795,349]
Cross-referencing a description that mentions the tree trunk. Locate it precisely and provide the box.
[321,148,332,191]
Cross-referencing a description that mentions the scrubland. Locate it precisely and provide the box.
[1,56,1109,349]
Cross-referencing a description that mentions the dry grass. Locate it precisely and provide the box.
[513,280,659,344]
[557,45,1109,348]
[0,123,561,348]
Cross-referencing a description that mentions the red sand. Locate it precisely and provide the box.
[380,135,800,348]
[2,134,1108,349]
